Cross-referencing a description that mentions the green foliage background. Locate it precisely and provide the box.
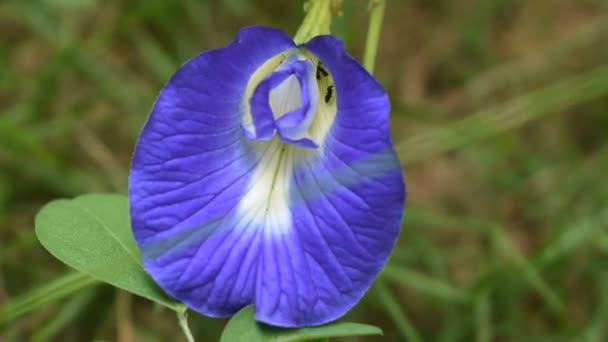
[1,0,608,340]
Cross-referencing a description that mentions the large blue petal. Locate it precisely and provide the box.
[252,36,406,326]
[130,27,405,328]
[129,26,295,317]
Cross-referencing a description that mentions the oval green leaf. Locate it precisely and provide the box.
[220,306,383,342]
[34,193,183,311]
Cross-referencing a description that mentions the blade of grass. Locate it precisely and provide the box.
[382,264,470,304]
[535,208,608,268]
[474,289,491,342]
[14,1,144,115]
[0,116,90,195]
[433,306,472,342]
[128,28,177,83]
[398,206,566,317]
[579,272,608,342]
[374,280,423,342]
[488,225,565,316]
[467,15,608,101]
[0,272,97,326]
[30,287,97,342]
[398,64,608,164]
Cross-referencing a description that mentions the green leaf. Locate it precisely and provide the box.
[220,306,382,342]
[34,193,182,311]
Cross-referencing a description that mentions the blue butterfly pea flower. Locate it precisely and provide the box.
[129,26,406,328]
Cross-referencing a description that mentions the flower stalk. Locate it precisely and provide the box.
[293,0,333,44]
[363,0,387,74]
[177,309,195,342]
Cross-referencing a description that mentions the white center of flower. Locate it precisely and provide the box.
[236,139,292,236]
[269,75,303,119]
[237,50,339,236]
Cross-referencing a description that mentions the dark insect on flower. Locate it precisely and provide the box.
[129,26,406,328]
[325,84,334,103]
[316,63,329,80]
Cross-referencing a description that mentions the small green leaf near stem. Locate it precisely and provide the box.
[220,305,382,341]
[363,0,387,74]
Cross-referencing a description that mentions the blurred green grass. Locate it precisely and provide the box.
[1,0,608,341]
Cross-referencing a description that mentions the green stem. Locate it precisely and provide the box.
[177,309,195,342]
[363,0,387,74]
[293,0,333,44]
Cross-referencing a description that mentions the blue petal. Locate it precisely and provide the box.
[251,36,405,326]
[129,26,295,316]
[130,27,405,328]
